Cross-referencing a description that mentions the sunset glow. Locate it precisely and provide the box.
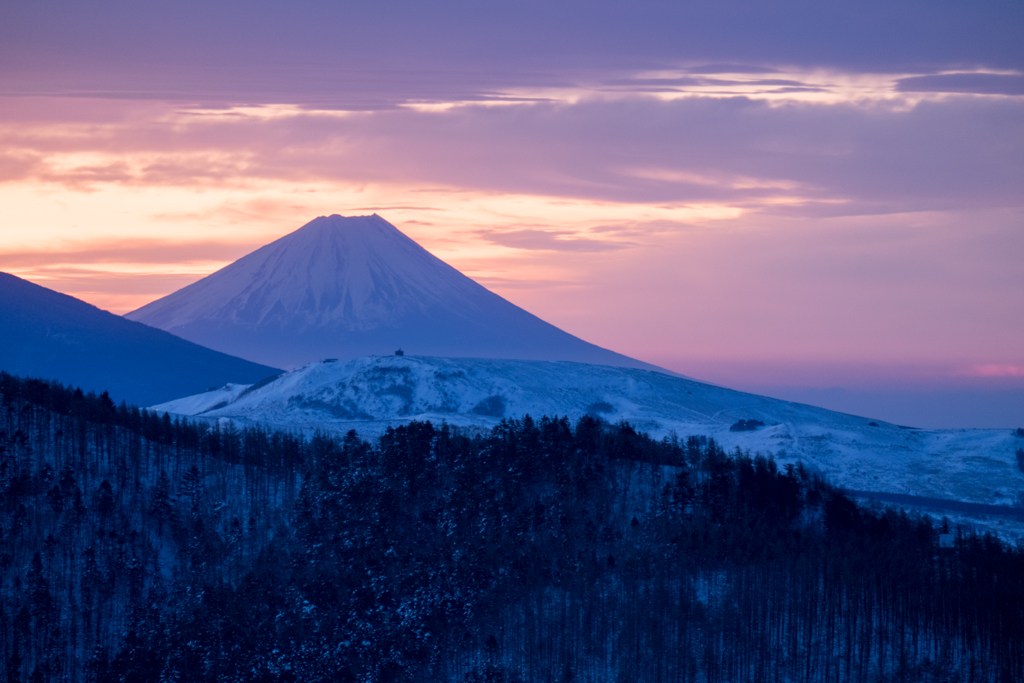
[2,0,1022,426]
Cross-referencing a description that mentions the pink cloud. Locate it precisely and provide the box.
[964,365,1024,378]
[4,93,1023,218]
[476,228,635,252]
[0,238,258,268]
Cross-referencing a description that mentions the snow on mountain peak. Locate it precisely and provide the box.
[129,214,477,331]
[126,214,673,372]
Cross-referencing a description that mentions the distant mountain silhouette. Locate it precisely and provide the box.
[0,272,280,406]
[127,214,672,372]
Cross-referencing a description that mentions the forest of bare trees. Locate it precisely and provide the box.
[1,372,1022,682]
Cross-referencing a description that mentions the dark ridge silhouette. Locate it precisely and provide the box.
[2,373,1021,682]
[0,272,280,406]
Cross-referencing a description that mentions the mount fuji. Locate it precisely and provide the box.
[126,214,671,372]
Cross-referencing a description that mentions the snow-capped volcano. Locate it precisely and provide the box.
[126,214,669,371]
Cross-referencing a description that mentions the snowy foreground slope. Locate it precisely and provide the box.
[154,354,1024,509]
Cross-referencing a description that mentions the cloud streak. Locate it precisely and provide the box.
[476,228,636,252]
[5,92,1023,213]
[0,238,256,268]
[896,73,1024,96]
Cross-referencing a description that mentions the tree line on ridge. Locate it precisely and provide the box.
[1,372,1021,682]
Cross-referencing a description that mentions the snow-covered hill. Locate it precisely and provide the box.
[126,214,670,373]
[153,354,1024,509]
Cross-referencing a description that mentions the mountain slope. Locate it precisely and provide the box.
[0,272,280,406]
[125,214,673,372]
[153,354,1024,511]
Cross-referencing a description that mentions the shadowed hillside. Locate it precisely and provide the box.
[2,372,1021,682]
[0,272,280,407]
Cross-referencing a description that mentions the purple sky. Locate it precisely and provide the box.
[1,0,1022,427]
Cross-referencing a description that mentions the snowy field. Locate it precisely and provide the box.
[154,355,1024,517]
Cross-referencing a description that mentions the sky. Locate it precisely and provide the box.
[1,0,1022,428]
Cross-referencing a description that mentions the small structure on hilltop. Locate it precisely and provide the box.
[730,419,765,432]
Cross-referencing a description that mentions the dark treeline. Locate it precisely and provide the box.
[1,373,1022,682]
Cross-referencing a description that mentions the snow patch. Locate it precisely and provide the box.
[151,355,1024,509]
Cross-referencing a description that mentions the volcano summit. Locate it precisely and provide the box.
[127,214,666,371]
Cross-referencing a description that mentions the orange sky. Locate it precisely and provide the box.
[1,1,1022,426]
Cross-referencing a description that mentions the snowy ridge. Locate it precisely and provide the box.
[150,382,256,416]
[126,214,672,373]
[152,354,1024,510]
